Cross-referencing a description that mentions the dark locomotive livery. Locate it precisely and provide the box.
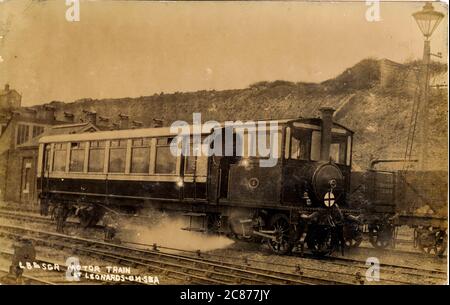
[37,107,362,256]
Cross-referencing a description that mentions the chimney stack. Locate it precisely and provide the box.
[319,107,335,161]
[118,113,129,129]
[132,120,143,129]
[41,105,56,121]
[83,110,97,125]
[63,112,75,123]
[98,116,110,123]
[24,108,37,119]
[4,84,10,92]
[152,118,163,128]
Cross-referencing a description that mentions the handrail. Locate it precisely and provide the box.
[369,159,418,170]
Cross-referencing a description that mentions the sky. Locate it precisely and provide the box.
[0,0,448,106]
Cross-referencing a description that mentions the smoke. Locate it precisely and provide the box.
[117,212,235,253]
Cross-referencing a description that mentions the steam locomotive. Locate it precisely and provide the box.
[37,107,361,256]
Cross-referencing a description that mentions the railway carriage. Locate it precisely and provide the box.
[37,107,359,255]
[359,163,448,255]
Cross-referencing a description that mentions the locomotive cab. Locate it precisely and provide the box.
[282,110,353,209]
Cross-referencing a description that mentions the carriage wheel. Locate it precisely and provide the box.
[368,223,393,249]
[206,214,222,234]
[435,230,448,256]
[79,212,91,228]
[89,209,105,226]
[50,205,57,221]
[343,223,363,249]
[267,214,294,255]
[417,227,447,256]
[306,225,335,256]
[79,207,105,228]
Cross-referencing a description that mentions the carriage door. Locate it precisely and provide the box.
[182,142,208,200]
[20,157,34,203]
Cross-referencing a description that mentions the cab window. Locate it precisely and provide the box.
[330,135,347,165]
[289,128,311,160]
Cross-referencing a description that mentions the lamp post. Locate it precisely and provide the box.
[412,2,444,170]
[413,2,444,170]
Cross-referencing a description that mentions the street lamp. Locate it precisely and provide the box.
[412,2,444,170]
[413,2,444,40]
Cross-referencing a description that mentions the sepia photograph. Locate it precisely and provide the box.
[0,0,448,294]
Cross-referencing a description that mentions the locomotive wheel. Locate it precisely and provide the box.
[267,214,294,255]
[306,225,335,256]
[368,223,393,249]
[343,223,363,249]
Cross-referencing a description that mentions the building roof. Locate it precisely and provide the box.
[0,87,21,99]
[18,122,101,148]
[48,122,101,134]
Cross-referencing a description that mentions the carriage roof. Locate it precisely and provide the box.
[38,117,352,144]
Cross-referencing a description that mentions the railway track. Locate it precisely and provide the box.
[0,209,102,229]
[138,242,446,285]
[0,209,446,285]
[0,223,356,285]
[0,268,57,285]
[354,244,446,259]
[0,248,109,285]
[0,208,439,258]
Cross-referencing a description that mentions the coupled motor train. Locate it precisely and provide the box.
[37,108,367,256]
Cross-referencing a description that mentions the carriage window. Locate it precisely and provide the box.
[109,140,127,173]
[155,138,177,174]
[256,130,281,158]
[131,138,151,173]
[69,142,85,172]
[44,145,51,172]
[330,135,347,165]
[290,129,311,160]
[88,141,105,172]
[53,143,67,172]
[157,137,173,145]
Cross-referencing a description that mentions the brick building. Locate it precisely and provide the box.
[0,84,22,137]
[1,85,136,207]
[0,97,102,205]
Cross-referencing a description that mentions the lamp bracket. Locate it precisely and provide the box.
[430,52,442,58]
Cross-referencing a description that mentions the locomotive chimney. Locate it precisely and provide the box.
[319,107,335,161]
